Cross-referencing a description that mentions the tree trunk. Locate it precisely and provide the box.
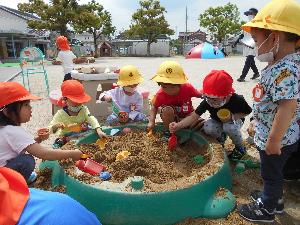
[147,41,151,56]
[93,33,98,57]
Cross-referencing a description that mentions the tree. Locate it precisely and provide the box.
[73,0,115,57]
[198,3,243,43]
[18,0,79,37]
[127,0,174,56]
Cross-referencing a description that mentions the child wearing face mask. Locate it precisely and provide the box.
[49,80,106,147]
[237,0,300,223]
[0,82,84,182]
[100,65,147,125]
[169,70,252,159]
[148,61,202,133]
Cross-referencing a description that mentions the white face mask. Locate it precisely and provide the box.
[205,98,227,108]
[123,86,137,93]
[255,33,280,62]
[247,15,254,21]
[68,105,83,113]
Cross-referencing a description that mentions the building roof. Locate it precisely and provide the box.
[0,5,39,20]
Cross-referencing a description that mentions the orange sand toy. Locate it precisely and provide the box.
[67,124,82,133]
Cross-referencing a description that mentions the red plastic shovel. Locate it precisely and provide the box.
[168,133,177,151]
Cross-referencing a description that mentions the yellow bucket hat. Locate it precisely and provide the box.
[242,0,300,38]
[151,61,188,84]
[117,65,144,86]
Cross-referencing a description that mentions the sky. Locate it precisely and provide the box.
[1,0,300,38]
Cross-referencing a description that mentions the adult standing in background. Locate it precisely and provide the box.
[233,8,260,82]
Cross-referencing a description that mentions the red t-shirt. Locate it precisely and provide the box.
[152,83,200,117]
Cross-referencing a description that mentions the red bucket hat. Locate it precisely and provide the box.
[201,70,235,97]
[56,36,70,51]
[58,80,91,105]
[0,82,41,109]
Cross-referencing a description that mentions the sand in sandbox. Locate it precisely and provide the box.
[56,130,224,192]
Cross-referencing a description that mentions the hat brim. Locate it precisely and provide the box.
[200,88,235,97]
[117,77,144,87]
[18,94,42,102]
[151,75,187,85]
[65,93,91,104]
[242,20,300,37]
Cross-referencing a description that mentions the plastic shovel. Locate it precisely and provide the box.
[168,133,177,151]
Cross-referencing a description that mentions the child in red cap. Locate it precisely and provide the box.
[0,82,83,182]
[56,36,77,81]
[170,70,252,159]
[49,80,106,147]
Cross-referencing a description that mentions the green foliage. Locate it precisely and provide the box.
[170,39,183,55]
[73,0,115,57]
[18,0,79,36]
[127,0,174,56]
[199,3,243,43]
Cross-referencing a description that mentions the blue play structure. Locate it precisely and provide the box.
[186,43,225,59]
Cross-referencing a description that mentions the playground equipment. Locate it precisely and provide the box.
[20,47,49,95]
[40,124,236,225]
[186,43,225,59]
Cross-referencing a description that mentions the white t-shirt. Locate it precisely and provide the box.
[57,50,76,74]
[0,125,36,167]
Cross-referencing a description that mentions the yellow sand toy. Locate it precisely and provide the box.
[116,151,131,161]
[217,109,231,121]
[95,138,108,150]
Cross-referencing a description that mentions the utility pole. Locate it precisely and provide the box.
[183,6,188,56]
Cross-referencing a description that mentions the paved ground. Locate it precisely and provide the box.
[0,67,21,82]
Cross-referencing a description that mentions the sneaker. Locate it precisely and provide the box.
[27,171,37,184]
[228,146,246,160]
[251,73,260,80]
[238,198,275,223]
[250,190,284,214]
[237,78,245,82]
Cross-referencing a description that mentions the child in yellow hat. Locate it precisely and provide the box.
[238,0,300,222]
[49,80,106,148]
[148,61,202,134]
[100,65,147,125]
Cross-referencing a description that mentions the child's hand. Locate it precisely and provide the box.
[96,128,107,138]
[104,96,112,102]
[247,122,255,137]
[147,121,155,131]
[71,149,84,161]
[37,128,50,142]
[265,138,282,155]
[54,122,65,130]
[169,122,179,133]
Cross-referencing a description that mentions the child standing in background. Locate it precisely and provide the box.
[56,36,76,81]
[170,70,252,159]
[0,82,83,182]
[100,65,147,125]
[49,80,106,147]
[238,0,300,222]
[148,61,202,134]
